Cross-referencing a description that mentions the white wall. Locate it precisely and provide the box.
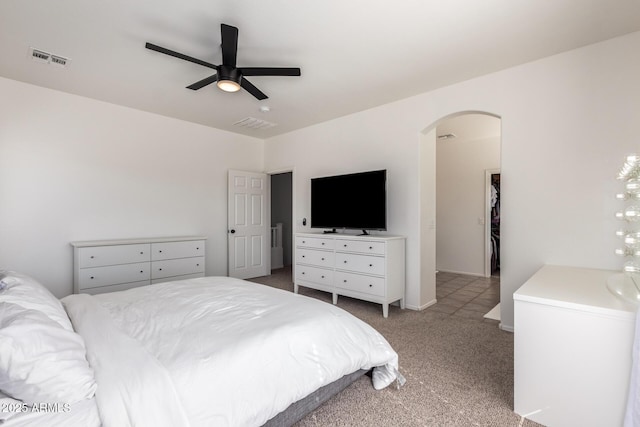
[0,77,264,298]
[419,129,437,309]
[265,31,640,330]
[436,133,501,276]
[263,111,423,306]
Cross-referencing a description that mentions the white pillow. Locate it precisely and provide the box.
[0,302,97,404]
[0,270,74,331]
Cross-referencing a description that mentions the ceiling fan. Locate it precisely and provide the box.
[145,23,301,100]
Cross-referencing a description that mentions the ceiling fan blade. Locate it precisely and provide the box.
[220,24,238,67]
[239,67,301,76]
[145,42,218,70]
[240,78,268,100]
[186,74,218,90]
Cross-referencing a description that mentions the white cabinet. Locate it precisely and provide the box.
[514,265,636,427]
[294,233,405,317]
[71,236,206,294]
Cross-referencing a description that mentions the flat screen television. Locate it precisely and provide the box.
[311,169,386,233]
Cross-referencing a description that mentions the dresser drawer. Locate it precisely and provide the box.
[335,271,385,297]
[152,240,205,261]
[295,265,333,286]
[77,244,150,268]
[152,256,205,279]
[78,262,150,289]
[296,236,334,250]
[336,239,386,255]
[335,253,385,275]
[296,248,334,268]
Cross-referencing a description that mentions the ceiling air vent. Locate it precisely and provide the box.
[50,55,68,67]
[233,117,277,130]
[30,48,50,63]
[28,47,70,68]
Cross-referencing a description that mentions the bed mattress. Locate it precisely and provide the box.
[59,276,400,426]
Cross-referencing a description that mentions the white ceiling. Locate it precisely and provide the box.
[1,1,639,138]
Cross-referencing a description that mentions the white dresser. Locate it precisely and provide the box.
[514,265,636,427]
[71,236,206,294]
[294,233,405,317]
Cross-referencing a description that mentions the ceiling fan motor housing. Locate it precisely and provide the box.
[218,65,242,84]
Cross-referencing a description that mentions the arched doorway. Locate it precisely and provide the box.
[419,111,503,325]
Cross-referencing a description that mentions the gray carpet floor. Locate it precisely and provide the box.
[250,268,542,427]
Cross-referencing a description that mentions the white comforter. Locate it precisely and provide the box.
[62,276,400,427]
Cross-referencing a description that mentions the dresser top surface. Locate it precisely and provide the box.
[71,236,207,247]
[296,232,405,241]
[514,265,636,317]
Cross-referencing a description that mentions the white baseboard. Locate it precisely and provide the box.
[436,269,486,278]
[499,323,514,333]
[405,298,437,311]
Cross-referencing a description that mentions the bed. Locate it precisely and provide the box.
[0,271,403,426]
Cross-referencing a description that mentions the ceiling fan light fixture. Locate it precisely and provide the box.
[217,65,242,93]
[217,79,241,92]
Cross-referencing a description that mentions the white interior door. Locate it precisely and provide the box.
[228,170,269,279]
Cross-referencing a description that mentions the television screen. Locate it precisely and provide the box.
[311,169,386,231]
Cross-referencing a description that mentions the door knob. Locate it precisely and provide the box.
[230,229,236,234]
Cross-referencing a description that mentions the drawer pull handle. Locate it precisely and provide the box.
[159,250,163,253]
[302,272,305,275]
[90,256,95,259]
[302,255,305,258]
[343,260,347,264]
[196,247,200,250]
[321,275,325,279]
[344,244,347,247]
[369,264,373,267]
[140,270,144,273]
[369,246,373,250]
[321,258,325,261]
[159,268,163,271]
[369,284,373,287]
[343,279,347,283]
[321,242,325,245]
[302,240,306,244]
[140,252,144,255]
[196,264,200,266]
[90,276,94,279]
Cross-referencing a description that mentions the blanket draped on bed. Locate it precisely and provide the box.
[64,294,191,427]
[62,277,400,427]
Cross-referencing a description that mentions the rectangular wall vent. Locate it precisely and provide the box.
[233,117,277,130]
[28,47,70,68]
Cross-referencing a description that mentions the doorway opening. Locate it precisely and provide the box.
[421,111,503,325]
[269,171,293,274]
[435,114,501,278]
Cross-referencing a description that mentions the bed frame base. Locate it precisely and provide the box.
[262,369,369,427]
